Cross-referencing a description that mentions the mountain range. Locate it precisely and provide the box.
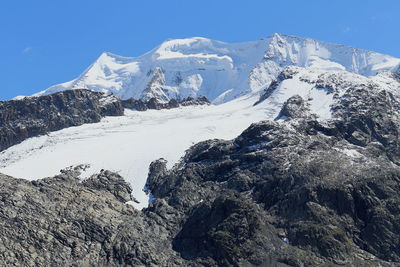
[34,33,400,103]
[1,33,400,266]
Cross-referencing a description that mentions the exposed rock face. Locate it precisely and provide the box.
[179,96,210,106]
[145,89,400,265]
[275,95,310,120]
[121,96,210,111]
[147,79,400,266]
[0,89,123,151]
[0,170,166,266]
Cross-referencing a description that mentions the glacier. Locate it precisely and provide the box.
[0,94,271,208]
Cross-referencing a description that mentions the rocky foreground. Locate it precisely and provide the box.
[1,72,400,266]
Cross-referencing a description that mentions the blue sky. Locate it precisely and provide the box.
[1,0,399,99]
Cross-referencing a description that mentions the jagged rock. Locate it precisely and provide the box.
[120,98,148,111]
[179,96,210,106]
[0,171,190,266]
[121,96,210,111]
[173,193,264,265]
[142,82,400,266]
[0,89,123,151]
[83,170,133,203]
[275,95,310,120]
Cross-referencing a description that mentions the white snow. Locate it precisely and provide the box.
[155,37,233,62]
[258,68,335,119]
[12,95,30,100]
[333,147,364,159]
[260,65,400,120]
[99,94,119,106]
[343,149,363,158]
[308,88,334,120]
[306,56,346,71]
[0,94,272,209]
[33,33,400,104]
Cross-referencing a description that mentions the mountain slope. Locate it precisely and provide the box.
[3,65,400,208]
[34,33,400,104]
[0,94,270,208]
[2,34,400,266]
[1,73,400,265]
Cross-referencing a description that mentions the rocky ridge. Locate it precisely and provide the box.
[0,90,210,152]
[121,96,210,111]
[0,89,123,151]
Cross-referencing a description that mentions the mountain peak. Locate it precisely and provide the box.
[35,34,400,103]
[269,32,286,39]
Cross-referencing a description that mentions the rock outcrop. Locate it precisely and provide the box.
[121,96,210,111]
[274,95,311,120]
[0,90,210,153]
[0,89,123,151]
[144,80,400,265]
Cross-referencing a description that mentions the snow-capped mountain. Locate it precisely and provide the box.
[3,33,400,209]
[3,32,400,266]
[34,33,400,103]
[3,64,400,208]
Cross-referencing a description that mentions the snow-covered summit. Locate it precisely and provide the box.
[34,33,400,103]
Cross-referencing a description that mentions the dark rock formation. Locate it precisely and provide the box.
[121,96,210,111]
[0,89,123,151]
[120,98,149,111]
[275,95,311,120]
[144,77,400,266]
[179,96,210,106]
[0,170,174,266]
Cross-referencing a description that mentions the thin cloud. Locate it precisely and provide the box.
[343,27,351,33]
[22,47,32,54]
